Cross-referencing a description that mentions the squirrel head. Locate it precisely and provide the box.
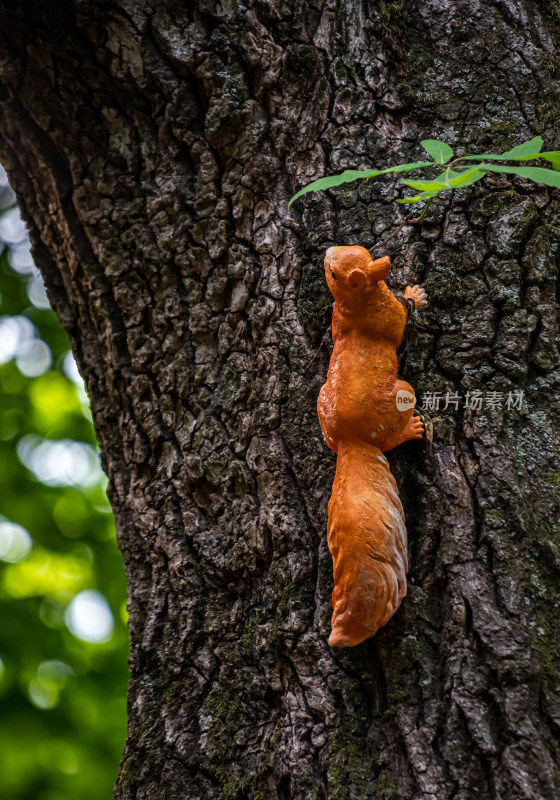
[324,246,390,304]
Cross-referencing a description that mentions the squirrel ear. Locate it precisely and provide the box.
[347,268,366,289]
[371,255,391,281]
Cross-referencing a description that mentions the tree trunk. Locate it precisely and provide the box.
[1,1,560,797]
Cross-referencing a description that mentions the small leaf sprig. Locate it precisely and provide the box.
[288,136,560,247]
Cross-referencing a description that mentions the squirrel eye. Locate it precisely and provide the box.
[330,270,337,280]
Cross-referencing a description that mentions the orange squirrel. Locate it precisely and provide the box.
[317,245,428,647]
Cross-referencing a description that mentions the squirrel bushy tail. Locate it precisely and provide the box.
[327,441,408,647]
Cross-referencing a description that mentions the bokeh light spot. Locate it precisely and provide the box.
[65,590,114,644]
[3,549,91,600]
[0,520,32,563]
[37,659,74,685]
[17,434,101,487]
[39,597,66,628]
[0,207,26,245]
[8,240,34,274]
[62,351,84,387]
[29,678,58,710]
[26,273,51,309]
[16,339,52,377]
[0,315,36,364]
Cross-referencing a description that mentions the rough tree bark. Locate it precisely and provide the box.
[1,1,560,798]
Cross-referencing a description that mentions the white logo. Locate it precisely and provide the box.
[396,389,416,411]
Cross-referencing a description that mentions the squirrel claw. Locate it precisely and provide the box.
[400,414,424,442]
[414,407,433,443]
[404,284,428,309]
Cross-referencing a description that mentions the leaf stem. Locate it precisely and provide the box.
[371,195,434,252]
[416,195,434,223]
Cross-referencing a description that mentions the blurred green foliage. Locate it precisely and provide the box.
[0,169,128,800]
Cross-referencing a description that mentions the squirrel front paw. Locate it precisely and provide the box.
[404,284,428,309]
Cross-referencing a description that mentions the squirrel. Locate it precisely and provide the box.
[317,245,428,648]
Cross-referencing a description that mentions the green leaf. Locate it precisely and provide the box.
[462,151,560,171]
[503,136,544,157]
[400,177,448,191]
[477,163,560,188]
[288,170,378,207]
[433,168,482,187]
[460,136,545,163]
[447,167,485,188]
[401,165,484,194]
[397,191,438,204]
[435,168,463,181]
[288,162,432,207]
[420,139,454,164]
[499,151,560,171]
[534,152,560,171]
[386,161,434,174]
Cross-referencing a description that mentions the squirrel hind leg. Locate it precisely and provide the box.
[378,409,422,451]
